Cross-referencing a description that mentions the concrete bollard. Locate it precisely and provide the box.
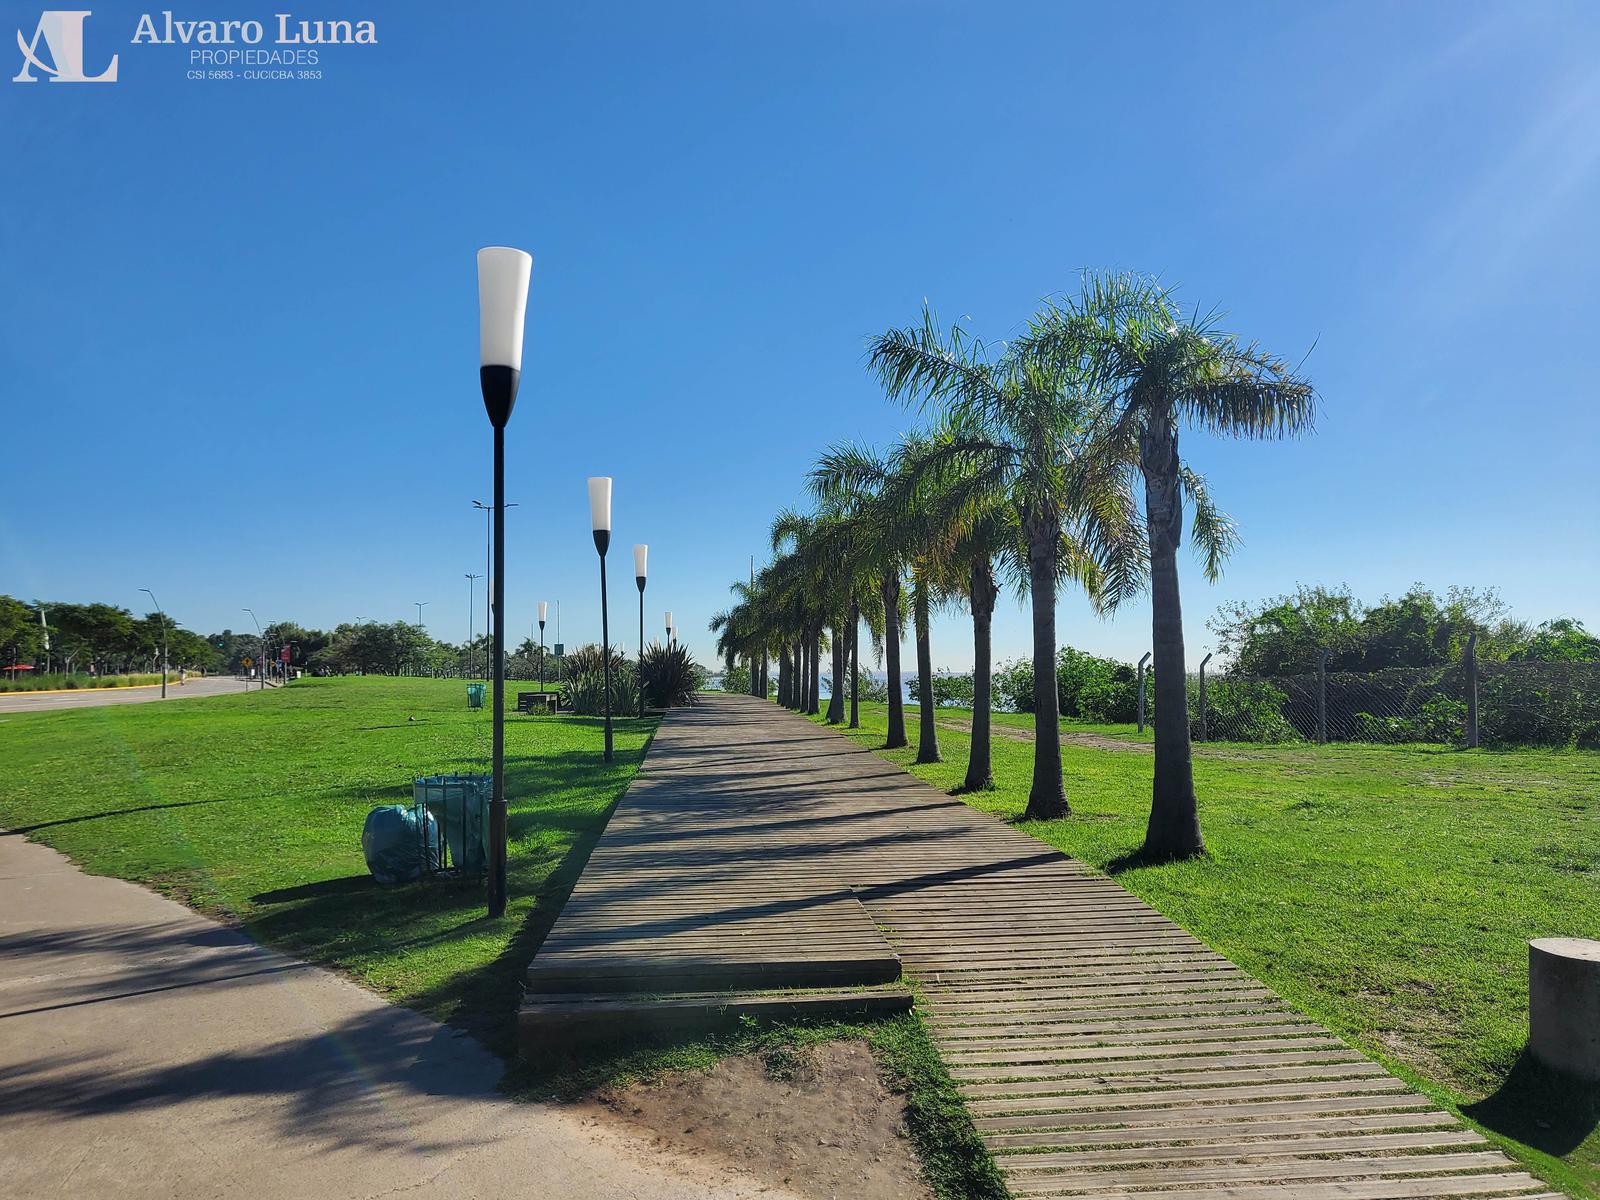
[1529,937,1600,1081]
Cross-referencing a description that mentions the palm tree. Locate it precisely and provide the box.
[869,309,1131,819]
[891,426,1022,792]
[811,444,912,750]
[1030,274,1315,858]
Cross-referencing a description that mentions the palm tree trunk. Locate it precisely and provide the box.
[779,645,793,708]
[848,599,860,729]
[1024,513,1069,819]
[963,555,998,792]
[804,630,816,715]
[913,582,940,763]
[826,622,845,723]
[1140,417,1203,859]
[883,574,907,748]
[810,629,823,715]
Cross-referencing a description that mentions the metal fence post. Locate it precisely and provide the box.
[1316,649,1328,744]
[1137,652,1151,732]
[1465,632,1479,748]
[1198,652,1212,741]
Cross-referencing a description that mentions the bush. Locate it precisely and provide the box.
[907,671,976,708]
[993,658,1035,713]
[1192,678,1298,743]
[640,643,702,708]
[1057,647,1139,722]
[717,662,752,695]
[561,669,638,717]
[561,643,629,679]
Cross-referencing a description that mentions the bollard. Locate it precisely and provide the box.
[1528,937,1600,1080]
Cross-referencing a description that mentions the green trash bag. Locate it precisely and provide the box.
[413,774,489,873]
[361,804,441,883]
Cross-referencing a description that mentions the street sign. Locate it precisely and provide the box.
[242,656,253,668]
[280,646,291,663]
[553,643,564,657]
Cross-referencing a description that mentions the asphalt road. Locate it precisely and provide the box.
[0,676,254,714]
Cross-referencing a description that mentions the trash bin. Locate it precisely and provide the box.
[413,774,490,873]
[361,804,441,883]
[466,682,486,708]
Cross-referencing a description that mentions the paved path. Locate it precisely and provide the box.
[0,834,801,1200]
[542,694,1556,1200]
[0,676,251,714]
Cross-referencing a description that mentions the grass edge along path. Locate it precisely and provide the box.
[813,700,1599,1200]
[0,676,657,1057]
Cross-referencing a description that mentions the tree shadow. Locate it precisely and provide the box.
[2,798,229,836]
[1462,1048,1600,1158]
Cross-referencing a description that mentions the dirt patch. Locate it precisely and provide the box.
[937,717,1151,753]
[581,1040,933,1200]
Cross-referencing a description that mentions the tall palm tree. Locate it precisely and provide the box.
[891,425,1023,792]
[1030,274,1316,858]
[869,309,1133,819]
[811,444,912,750]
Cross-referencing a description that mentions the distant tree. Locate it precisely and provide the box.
[1509,618,1600,663]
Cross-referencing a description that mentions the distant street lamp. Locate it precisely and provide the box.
[633,545,648,718]
[665,611,673,651]
[479,244,532,920]
[140,588,168,699]
[472,499,518,650]
[466,575,482,678]
[244,608,265,691]
[589,476,614,761]
[413,601,429,677]
[538,600,548,693]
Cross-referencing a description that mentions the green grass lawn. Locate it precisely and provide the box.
[0,675,654,1054]
[824,701,1600,1200]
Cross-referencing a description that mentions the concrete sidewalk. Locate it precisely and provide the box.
[0,676,250,714]
[0,835,799,1200]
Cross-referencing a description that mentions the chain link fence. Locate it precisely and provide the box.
[1188,656,1600,748]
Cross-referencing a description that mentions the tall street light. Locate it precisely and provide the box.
[244,608,265,690]
[588,476,614,761]
[466,575,482,678]
[140,588,168,699]
[633,545,648,718]
[472,499,518,655]
[537,601,548,693]
[665,611,673,651]
[414,601,429,677]
[479,244,532,920]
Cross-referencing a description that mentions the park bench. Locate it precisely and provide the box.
[516,691,558,714]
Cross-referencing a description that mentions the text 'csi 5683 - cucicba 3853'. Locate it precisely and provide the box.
[131,12,377,45]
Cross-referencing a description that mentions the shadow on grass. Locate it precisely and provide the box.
[1,798,230,836]
[1463,1049,1600,1158]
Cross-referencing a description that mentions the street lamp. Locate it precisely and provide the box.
[466,575,482,678]
[589,476,614,762]
[472,499,518,653]
[479,244,532,920]
[633,545,648,717]
[140,588,167,698]
[413,601,429,677]
[244,608,265,691]
[537,600,548,693]
[665,611,673,651]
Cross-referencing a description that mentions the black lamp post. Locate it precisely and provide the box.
[478,244,532,920]
[140,588,168,698]
[538,600,547,693]
[244,607,265,691]
[633,544,648,717]
[589,476,614,761]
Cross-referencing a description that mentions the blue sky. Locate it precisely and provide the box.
[4,1,1597,670]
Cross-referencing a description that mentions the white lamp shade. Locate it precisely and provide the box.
[587,477,612,532]
[477,247,532,369]
[633,544,648,578]
[664,611,673,628]
[538,601,548,623]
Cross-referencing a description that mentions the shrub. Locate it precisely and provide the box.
[993,658,1035,712]
[640,643,702,708]
[907,671,976,708]
[561,643,629,679]
[1192,678,1298,743]
[561,669,638,716]
[717,662,752,695]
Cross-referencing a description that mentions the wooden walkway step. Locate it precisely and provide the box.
[519,695,1556,1199]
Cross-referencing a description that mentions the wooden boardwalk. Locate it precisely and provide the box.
[524,694,1557,1199]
